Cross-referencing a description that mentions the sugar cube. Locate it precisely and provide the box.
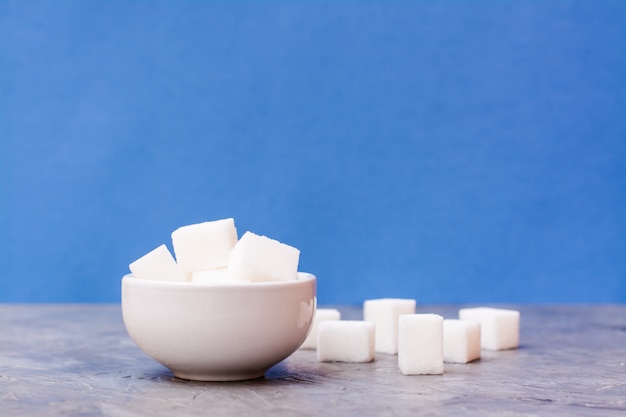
[443,319,481,364]
[398,314,444,375]
[300,308,341,350]
[459,307,520,351]
[227,231,300,282]
[171,218,238,279]
[363,298,416,354]
[190,268,230,283]
[317,321,375,363]
[129,244,185,282]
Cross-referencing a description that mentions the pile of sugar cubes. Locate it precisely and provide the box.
[129,218,300,283]
[301,299,520,376]
[129,218,521,376]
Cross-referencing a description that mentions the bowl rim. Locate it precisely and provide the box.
[122,271,316,290]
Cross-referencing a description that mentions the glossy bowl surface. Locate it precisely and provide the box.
[122,272,316,381]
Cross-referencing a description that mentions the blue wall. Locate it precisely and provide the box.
[1,1,624,304]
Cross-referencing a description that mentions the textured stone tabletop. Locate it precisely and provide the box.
[1,304,624,416]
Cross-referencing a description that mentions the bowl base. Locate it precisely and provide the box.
[172,369,266,382]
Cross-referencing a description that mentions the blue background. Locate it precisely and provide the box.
[1,1,624,304]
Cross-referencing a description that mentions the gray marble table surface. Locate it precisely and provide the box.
[1,304,624,416]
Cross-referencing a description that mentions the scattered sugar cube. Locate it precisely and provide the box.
[300,308,341,350]
[171,218,238,279]
[317,321,375,363]
[191,268,230,283]
[227,231,300,282]
[129,244,185,282]
[459,307,520,351]
[443,319,481,364]
[398,314,444,375]
[363,298,416,354]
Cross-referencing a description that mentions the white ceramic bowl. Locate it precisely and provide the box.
[121,272,316,381]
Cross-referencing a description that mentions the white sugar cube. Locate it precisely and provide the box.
[227,231,300,282]
[459,307,520,351]
[171,218,238,279]
[129,244,185,282]
[300,308,341,350]
[317,321,375,363]
[443,319,481,364]
[398,314,443,375]
[190,268,230,283]
[363,298,416,354]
